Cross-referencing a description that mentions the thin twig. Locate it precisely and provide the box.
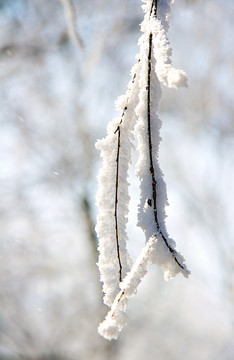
[147,26,186,271]
[107,237,156,320]
[113,69,139,282]
[60,0,83,49]
[114,71,137,134]
[114,126,123,282]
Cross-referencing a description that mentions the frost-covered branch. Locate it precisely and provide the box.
[134,0,189,281]
[96,0,190,339]
[136,3,188,276]
[96,62,140,306]
[98,236,157,340]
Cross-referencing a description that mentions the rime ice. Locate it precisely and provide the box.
[96,0,190,340]
[96,62,141,306]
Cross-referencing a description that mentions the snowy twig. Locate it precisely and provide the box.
[135,0,189,279]
[96,61,140,306]
[98,236,157,341]
[96,0,190,339]
[146,20,186,272]
[113,67,140,283]
[114,126,123,282]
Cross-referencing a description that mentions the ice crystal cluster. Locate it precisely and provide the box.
[96,0,190,340]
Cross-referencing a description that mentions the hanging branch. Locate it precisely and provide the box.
[96,61,140,306]
[113,84,136,284]
[146,6,186,271]
[96,0,190,339]
[113,67,140,283]
[135,0,189,280]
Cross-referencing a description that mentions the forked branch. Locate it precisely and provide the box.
[96,0,190,339]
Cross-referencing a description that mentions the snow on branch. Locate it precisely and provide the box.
[96,61,141,306]
[96,0,190,339]
[135,0,189,279]
[98,236,157,340]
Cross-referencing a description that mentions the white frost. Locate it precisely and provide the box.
[98,236,156,341]
[96,0,190,340]
[96,62,141,306]
[135,0,189,280]
[152,20,188,88]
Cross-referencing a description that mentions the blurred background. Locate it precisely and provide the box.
[0,0,234,359]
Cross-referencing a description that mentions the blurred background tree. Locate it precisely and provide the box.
[0,0,234,359]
